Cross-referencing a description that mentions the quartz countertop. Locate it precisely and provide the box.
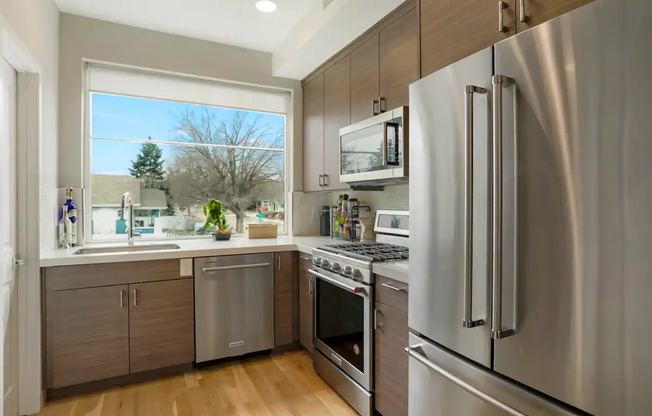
[372,260,409,284]
[40,236,332,267]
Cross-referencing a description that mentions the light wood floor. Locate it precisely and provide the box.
[31,351,358,416]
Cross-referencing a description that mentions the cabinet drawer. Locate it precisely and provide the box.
[45,259,184,291]
[375,275,408,313]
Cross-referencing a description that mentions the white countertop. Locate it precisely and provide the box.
[40,236,332,267]
[372,260,409,284]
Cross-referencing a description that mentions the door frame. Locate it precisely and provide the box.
[0,14,44,416]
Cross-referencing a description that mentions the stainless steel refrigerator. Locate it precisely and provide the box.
[408,0,652,414]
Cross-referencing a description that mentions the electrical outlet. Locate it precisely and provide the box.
[180,258,193,276]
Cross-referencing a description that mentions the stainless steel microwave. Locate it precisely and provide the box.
[339,106,408,186]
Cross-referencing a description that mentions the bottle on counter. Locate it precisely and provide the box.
[320,206,331,236]
[343,220,351,240]
[63,187,77,246]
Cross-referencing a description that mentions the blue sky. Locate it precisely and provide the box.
[91,93,285,175]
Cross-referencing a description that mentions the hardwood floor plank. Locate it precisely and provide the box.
[32,351,354,416]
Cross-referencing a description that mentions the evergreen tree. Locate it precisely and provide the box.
[130,139,175,215]
[129,139,166,188]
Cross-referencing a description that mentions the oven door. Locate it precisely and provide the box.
[339,107,407,184]
[310,268,372,391]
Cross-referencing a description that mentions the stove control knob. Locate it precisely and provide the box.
[331,263,341,272]
[343,266,353,275]
[321,259,330,268]
[313,257,322,266]
[352,269,363,279]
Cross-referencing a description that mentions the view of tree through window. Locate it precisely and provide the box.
[89,93,286,241]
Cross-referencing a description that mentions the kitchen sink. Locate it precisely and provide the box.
[73,243,181,255]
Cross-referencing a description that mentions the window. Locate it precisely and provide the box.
[85,64,290,242]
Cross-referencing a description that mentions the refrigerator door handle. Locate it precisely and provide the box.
[406,344,526,416]
[491,75,516,340]
[463,85,488,329]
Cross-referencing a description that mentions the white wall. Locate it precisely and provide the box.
[0,1,59,414]
[58,13,303,192]
[0,0,59,252]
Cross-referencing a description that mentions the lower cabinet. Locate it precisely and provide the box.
[48,285,130,388]
[45,261,195,390]
[298,255,314,353]
[374,280,409,416]
[274,251,299,346]
[129,279,195,373]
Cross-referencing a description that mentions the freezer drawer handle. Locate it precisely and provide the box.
[405,345,526,416]
[491,75,516,340]
[200,262,271,273]
[463,85,488,329]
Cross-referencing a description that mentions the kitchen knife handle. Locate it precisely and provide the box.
[463,85,488,329]
[491,75,516,340]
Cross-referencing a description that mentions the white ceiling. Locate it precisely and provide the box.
[54,0,320,53]
[54,0,408,79]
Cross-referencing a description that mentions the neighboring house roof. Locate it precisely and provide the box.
[91,175,141,207]
[140,189,168,209]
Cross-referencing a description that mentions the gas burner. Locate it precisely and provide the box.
[320,242,409,263]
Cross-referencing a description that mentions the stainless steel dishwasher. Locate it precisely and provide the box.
[194,253,274,363]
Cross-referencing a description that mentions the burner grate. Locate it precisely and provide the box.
[321,242,409,262]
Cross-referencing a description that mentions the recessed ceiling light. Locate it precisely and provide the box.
[256,0,277,13]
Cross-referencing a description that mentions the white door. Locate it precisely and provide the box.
[0,58,18,416]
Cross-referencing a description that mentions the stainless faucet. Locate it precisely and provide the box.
[120,192,136,246]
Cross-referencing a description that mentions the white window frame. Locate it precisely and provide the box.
[82,61,293,243]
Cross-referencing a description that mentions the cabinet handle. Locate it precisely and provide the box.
[379,97,386,113]
[319,174,324,187]
[133,289,138,306]
[519,0,527,22]
[498,1,508,33]
[381,282,408,292]
[372,99,379,115]
[308,276,313,295]
[323,174,329,187]
[374,309,383,330]
[277,256,281,271]
[120,290,125,308]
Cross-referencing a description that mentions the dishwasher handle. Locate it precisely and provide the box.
[200,262,271,273]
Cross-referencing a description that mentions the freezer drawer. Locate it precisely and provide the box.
[194,254,274,363]
[407,334,578,416]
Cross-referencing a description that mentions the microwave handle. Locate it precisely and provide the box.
[383,122,401,166]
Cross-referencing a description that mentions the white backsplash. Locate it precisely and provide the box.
[292,184,409,236]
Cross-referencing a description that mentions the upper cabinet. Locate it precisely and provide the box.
[421,0,516,78]
[323,56,351,191]
[303,74,325,192]
[379,7,419,111]
[350,35,380,124]
[516,0,595,31]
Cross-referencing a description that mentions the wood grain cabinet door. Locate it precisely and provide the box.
[323,55,351,191]
[379,7,419,110]
[48,285,129,388]
[350,34,380,124]
[298,255,314,353]
[420,0,516,78]
[517,0,595,31]
[303,73,325,192]
[128,279,194,373]
[274,252,299,346]
[374,303,409,416]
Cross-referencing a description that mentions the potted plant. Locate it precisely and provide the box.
[203,199,233,241]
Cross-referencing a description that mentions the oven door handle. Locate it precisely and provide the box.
[308,269,367,296]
